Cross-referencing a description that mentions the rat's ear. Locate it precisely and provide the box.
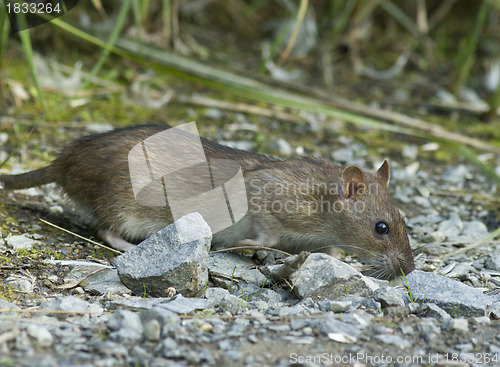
[342,165,366,199]
[377,159,390,187]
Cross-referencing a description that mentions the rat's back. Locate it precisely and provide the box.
[0,124,279,243]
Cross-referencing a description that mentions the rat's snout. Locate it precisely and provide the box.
[391,250,415,278]
[363,249,415,280]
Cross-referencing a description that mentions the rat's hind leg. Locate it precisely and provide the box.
[98,230,136,251]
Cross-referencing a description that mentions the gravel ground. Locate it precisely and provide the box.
[1,121,499,367]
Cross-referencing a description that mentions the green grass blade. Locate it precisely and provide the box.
[380,0,420,38]
[0,5,9,69]
[258,13,292,73]
[45,18,500,158]
[162,0,172,44]
[113,37,499,146]
[329,0,357,39]
[114,37,423,136]
[78,0,132,92]
[16,12,47,115]
[48,17,111,49]
[242,0,268,18]
[450,1,489,93]
[442,225,500,258]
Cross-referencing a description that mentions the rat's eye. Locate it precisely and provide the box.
[375,221,389,235]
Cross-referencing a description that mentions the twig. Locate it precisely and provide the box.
[242,70,500,153]
[430,190,497,203]
[275,0,309,67]
[416,0,428,34]
[441,226,500,259]
[426,99,500,116]
[38,218,122,254]
[175,94,303,122]
[309,89,500,153]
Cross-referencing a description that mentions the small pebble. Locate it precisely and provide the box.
[448,318,469,333]
[27,325,53,347]
[5,234,39,250]
[143,319,161,341]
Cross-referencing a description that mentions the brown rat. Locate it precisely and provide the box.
[0,124,414,279]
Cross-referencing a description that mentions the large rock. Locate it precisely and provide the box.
[114,213,212,297]
[290,253,379,301]
[205,288,246,315]
[404,270,494,317]
[208,252,268,288]
[82,268,132,295]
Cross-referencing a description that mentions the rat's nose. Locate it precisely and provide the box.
[393,251,415,277]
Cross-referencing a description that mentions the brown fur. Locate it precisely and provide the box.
[0,124,414,279]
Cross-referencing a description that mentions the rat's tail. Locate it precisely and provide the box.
[0,166,56,190]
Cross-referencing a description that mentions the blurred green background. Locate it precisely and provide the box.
[0,0,499,182]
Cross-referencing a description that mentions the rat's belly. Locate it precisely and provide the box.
[211,215,256,249]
